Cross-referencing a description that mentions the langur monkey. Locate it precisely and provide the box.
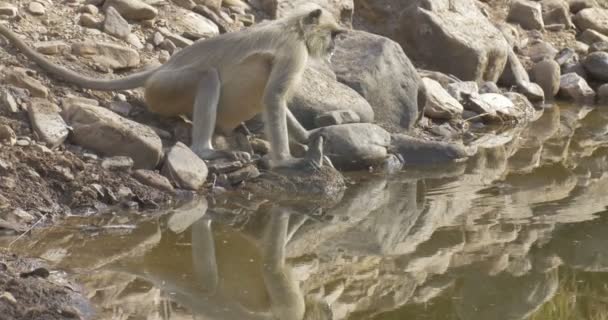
[0,4,347,169]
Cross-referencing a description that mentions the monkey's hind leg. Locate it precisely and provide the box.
[191,69,251,162]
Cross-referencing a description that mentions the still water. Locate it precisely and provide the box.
[5,104,608,320]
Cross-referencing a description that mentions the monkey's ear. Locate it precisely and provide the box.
[303,9,322,25]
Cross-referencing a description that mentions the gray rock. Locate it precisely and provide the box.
[101,156,134,171]
[312,123,391,170]
[390,134,470,165]
[27,99,69,148]
[5,68,48,98]
[524,41,558,62]
[554,48,578,66]
[508,0,544,30]
[598,83,608,104]
[81,4,99,15]
[102,0,157,20]
[330,30,424,131]
[590,41,608,53]
[532,59,561,99]
[447,81,479,102]
[400,0,509,82]
[0,3,18,18]
[103,6,131,39]
[583,52,608,82]
[71,41,140,70]
[27,2,45,15]
[133,169,175,192]
[573,8,608,35]
[79,13,101,29]
[314,110,361,127]
[0,88,19,113]
[166,8,219,38]
[574,41,590,54]
[562,61,588,78]
[290,64,374,129]
[558,72,596,103]
[162,142,209,190]
[570,0,597,14]
[61,102,163,169]
[0,125,16,146]
[499,49,530,87]
[422,78,464,120]
[542,0,573,27]
[579,29,608,45]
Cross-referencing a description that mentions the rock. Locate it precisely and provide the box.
[259,0,353,25]
[103,6,131,39]
[422,78,464,120]
[27,2,45,15]
[480,82,501,94]
[542,0,573,27]
[172,0,196,9]
[558,73,595,103]
[598,84,608,104]
[562,61,588,78]
[391,134,470,165]
[583,52,608,82]
[330,30,424,131]
[524,41,558,62]
[126,34,144,49]
[479,93,526,120]
[101,156,134,171]
[61,102,162,169]
[290,64,374,129]
[590,41,608,53]
[0,88,19,113]
[579,29,608,45]
[574,41,590,55]
[447,81,479,102]
[554,48,577,66]
[532,59,561,98]
[162,142,208,190]
[499,49,530,87]
[0,125,16,146]
[314,110,361,127]
[517,81,545,103]
[167,9,219,38]
[398,0,509,82]
[71,41,140,70]
[312,123,390,170]
[573,8,608,35]
[107,101,133,116]
[0,3,18,18]
[503,92,537,117]
[5,68,48,98]
[102,0,158,20]
[34,41,70,55]
[507,0,544,30]
[79,13,101,28]
[133,169,174,192]
[570,0,597,13]
[27,99,69,148]
[81,4,99,14]
[157,29,193,48]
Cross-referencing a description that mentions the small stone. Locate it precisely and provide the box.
[0,88,19,113]
[159,39,177,53]
[34,41,70,55]
[152,31,164,46]
[574,41,589,55]
[102,0,158,20]
[0,177,16,189]
[27,99,69,148]
[0,125,16,146]
[250,138,271,155]
[554,48,577,66]
[133,169,174,192]
[0,292,17,304]
[423,78,464,119]
[126,33,144,49]
[162,142,208,190]
[28,2,45,15]
[101,156,134,171]
[517,81,545,102]
[107,101,133,116]
[103,6,131,39]
[5,68,48,98]
[79,13,101,28]
[507,0,544,30]
[16,139,30,147]
[81,4,99,15]
[158,50,170,63]
[53,166,75,181]
[558,72,595,103]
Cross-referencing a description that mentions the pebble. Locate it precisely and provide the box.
[101,156,134,171]
[0,125,16,146]
[28,2,46,15]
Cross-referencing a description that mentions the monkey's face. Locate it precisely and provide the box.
[300,8,347,62]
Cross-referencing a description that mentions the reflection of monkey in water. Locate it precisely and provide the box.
[0,4,346,169]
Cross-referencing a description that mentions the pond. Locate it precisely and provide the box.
[3,103,608,320]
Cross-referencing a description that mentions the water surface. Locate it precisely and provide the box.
[4,104,608,320]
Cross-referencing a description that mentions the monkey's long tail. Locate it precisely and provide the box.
[0,24,157,91]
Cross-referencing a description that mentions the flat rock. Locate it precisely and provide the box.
[27,99,69,148]
[479,93,524,120]
[61,102,162,169]
[104,6,131,39]
[583,51,608,82]
[133,169,175,192]
[102,0,157,20]
[330,30,424,131]
[5,68,48,98]
[312,123,391,170]
[71,41,140,69]
[532,59,561,98]
[391,134,471,165]
[34,41,70,55]
[422,78,464,120]
[573,8,608,35]
[161,142,208,190]
[508,0,544,30]
[558,72,596,103]
[167,8,219,38]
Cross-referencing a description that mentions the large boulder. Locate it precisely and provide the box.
[61,102,163,169]
[258,0,354,25]
[290,64,374,129]
[330,30,425,131]
[573,8,608,35]
[390,0,509,83]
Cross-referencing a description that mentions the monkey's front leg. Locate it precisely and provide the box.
[190,69,252,162]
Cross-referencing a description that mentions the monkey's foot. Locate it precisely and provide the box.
[192,148,252,163]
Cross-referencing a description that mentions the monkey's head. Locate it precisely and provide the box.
[297,7,348,62]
